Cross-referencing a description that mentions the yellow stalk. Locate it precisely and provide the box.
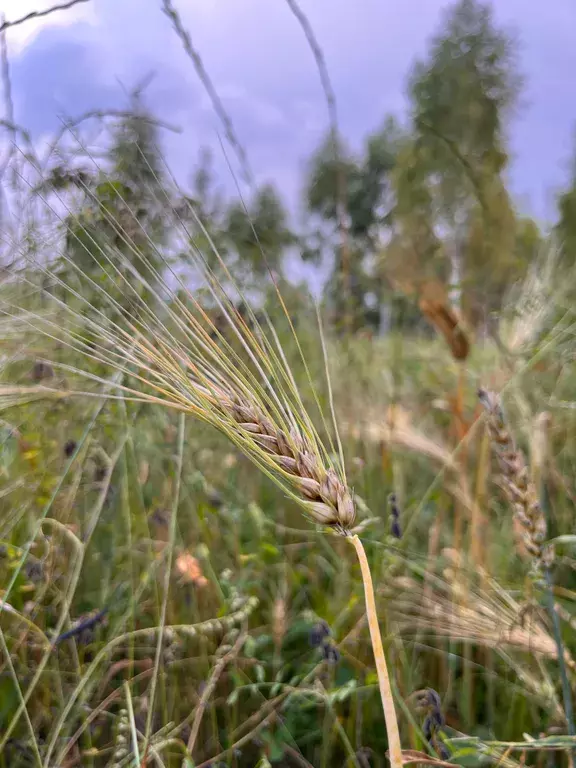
[349,534,403,768]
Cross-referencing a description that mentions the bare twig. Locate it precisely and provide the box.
[161,0,253,185]
[0,0,91,34]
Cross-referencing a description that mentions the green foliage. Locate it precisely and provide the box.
[400,0,527,319]
[305,121,403,332]
[556,148,576,268]
[410,0,519,185]
[301,0,534,331]
[45,99,170,315]
[225,184,295,277]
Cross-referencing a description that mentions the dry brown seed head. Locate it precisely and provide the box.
[252,433,280,452]
[275,430,292,457]
[275,455,298,473]
[480,388,551,571]
[239,422,261,433]
[289,427,306,454]
[232,403,259,423]
[259,417,276,437]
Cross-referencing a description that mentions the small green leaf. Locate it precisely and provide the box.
[244,636,256,658]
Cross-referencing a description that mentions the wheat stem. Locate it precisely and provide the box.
[349,534,402,768]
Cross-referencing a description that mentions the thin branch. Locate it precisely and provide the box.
[283,0,351,330]
[160,0,253,185]
[0,0,91,34]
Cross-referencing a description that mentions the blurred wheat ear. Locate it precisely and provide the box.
[479,388,576,739]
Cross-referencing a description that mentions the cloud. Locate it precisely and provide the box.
[2,0,576,223]
[9,29,122,137]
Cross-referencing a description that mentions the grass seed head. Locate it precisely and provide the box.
[222,391,355,530]
[478,388,552,573]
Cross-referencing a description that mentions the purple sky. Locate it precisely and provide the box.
[4,0,576,226]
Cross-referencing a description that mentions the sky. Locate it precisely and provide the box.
[2,0,576,228]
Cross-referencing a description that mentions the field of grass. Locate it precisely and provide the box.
[1,232,576,768]
[1,1,575,755]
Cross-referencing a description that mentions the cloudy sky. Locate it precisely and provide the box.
[3,0,576,226]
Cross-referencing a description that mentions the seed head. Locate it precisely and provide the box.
[479,388,552,573]
[223,393,355,531]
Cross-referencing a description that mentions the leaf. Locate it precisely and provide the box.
[260,729,285,762]
[243,636,256,658]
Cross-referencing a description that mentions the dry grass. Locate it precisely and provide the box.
[388,563,572,671]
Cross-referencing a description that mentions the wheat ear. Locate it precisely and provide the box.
[478,388,551,575]
[479,388,575,738]
[220,390,355,530]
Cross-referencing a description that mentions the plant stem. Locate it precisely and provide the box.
[349,534,403,768]
[540,482,576,742]
[543,567,576,738]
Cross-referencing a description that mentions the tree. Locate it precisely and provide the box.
[556,139,576,268]
[408,0,522,318]
[304,119,402,332]
[225,184,294,279]
[377,138,445,332]
[46,94,171,314]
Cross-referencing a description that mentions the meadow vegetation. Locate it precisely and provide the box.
[1,0,576,766]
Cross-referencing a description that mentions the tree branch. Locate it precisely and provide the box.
[0,0,91,34]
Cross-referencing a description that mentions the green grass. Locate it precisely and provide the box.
[1,119,576,767]
[1,295,576,766]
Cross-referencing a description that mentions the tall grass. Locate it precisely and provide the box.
[1,115,576,767]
